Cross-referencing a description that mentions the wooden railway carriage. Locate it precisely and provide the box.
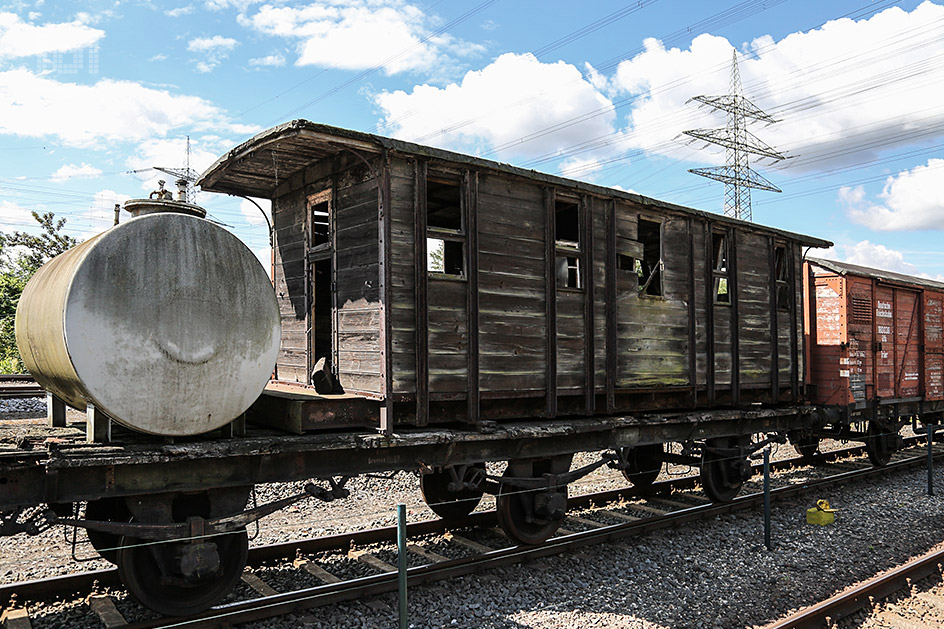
[199,120,830,431]
[805,258,944,464]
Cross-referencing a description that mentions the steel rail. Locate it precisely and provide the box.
[0,440,877,603]
[767,545,944,628]
[124,447,942,628]
[0,375,34,382]
[0,384,45,398]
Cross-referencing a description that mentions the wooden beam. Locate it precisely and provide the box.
[583,195,595,415]
[729,227,740,406]
[379,150,394,434]
[604,200,617,413]
[704,222,715,407]
[414,160,429,426]
[789,243,799,402]
[545,187,558,418]
[687,218,697,407]
[466,170,480,425]
[769,237,779,403]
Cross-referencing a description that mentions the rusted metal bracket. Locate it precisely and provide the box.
[488,458,608,492]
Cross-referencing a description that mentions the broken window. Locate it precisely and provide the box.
[427,177,462,231]
[428,238,464,276]
[774,245,790,311]
[308,190,331,249]
[637,218,663,297]
[712,232,729,304]
[555,255,581,289]
[555,199,580,249]
[427,174,465,277]
[554,197,583,289]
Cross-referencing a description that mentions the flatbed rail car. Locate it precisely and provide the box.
[805,257,944,463]
[1,120,835,617]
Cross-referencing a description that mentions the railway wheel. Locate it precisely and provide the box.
[618,444,664,489]
[420,463,485,521]
[700,436,751,503]
[865,421,898,467]
[496,457,570,545]
[84,498,129,564]
[116,528,248,617]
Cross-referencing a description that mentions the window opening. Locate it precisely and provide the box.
[712,232,729,304]
[427,238,464,276]
[637,218,663,296]
[617,254,635,272]
[310,200,330,247]
[427,177,462,231]
[774,246,790,311]
[555,200,580,248]
[556,256,581,289]
[426,174,465,278]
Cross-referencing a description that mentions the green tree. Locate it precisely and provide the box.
[0,211,79,373]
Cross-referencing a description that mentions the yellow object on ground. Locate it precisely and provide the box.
[806,499,838,526]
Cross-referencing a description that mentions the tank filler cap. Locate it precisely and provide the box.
[124,180,207,219]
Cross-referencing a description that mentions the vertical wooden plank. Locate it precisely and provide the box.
[687,218,697,407]
[583,195,595,415]
[604,199,617,413]
[379,150,394,434]
[330,178,340,378]
[768,237,779,402]
[919,289,927,399]
[803,260,816,386]
[466,170,480,424]
[729,227,740,406]
[544,187,557,418]
[414,160,429,426]
[789,244,799,402]
[704,222,715,407]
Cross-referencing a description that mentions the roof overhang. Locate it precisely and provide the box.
[198,119,833,249]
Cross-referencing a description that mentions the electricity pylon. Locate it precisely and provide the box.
[154,136,199,204]
[683,50,785,222]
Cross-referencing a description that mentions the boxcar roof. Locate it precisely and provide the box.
[809,257,944,292]
[199,119,831,248]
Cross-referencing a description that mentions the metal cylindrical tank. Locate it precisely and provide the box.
[15,202,280,436]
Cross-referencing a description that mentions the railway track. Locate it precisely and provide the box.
[3,437,938,628]
[768,544,944,628]
[0,374,42,399]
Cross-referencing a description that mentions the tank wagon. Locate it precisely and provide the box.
[1,120,891,618]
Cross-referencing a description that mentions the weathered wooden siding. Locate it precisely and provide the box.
[478,174,546,395]
[736,230,772,387]
[389,158,417,394]
[272,186,308,382]
[334,163,381,394]
[616,213,690,388]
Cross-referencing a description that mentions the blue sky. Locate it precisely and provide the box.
[1,0,943,278]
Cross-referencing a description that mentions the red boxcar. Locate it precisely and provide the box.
[805,257,944,412]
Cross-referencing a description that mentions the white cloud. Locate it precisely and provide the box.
[168,6,194,17]
[0,69,255,147]
[254,246,272,277]
[611,2,944,169]
[150,53,168,62]
[0,200,34,234]
[188,35,238,53]
[50,162,102,182]
[376,53,622,162]
[249,52,285,67]
[239,1,484,75]
[240,197,270,227]
[842,159,944,231]
[0,12,103,58]
[188,35,239,72]
[820,240,919,276]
